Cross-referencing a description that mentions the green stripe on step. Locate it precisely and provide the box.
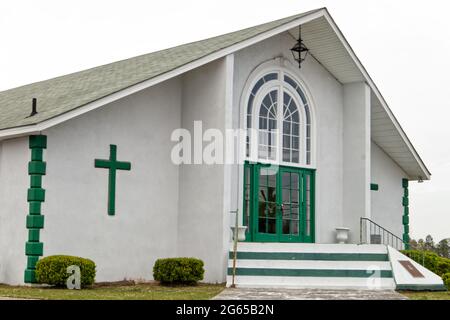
[227,267,393,278]
[396,284,447,291]
[229,251,389,261]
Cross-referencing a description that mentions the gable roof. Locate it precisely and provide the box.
[0,9,320,131]
[0,8,430,180]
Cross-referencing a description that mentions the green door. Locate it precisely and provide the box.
[243,162,315,243]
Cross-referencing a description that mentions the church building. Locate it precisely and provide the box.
[0,8,444,290]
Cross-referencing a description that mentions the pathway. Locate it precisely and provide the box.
[213,288,408,300]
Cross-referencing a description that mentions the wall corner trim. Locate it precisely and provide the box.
[24,135,47,283]
[402,178,410,249]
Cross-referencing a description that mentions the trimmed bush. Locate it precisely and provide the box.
[436,260,450,277]
[443,273,450,290]
[153,257,204,284]
[401,250,450,277]
[402,250,450,289]
[35,255,96,287]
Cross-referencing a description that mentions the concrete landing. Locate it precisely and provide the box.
[213,288,408,300]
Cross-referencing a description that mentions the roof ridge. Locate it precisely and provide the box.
[0,8,324,94]
[0,7,326,132]
[0,7,430,180]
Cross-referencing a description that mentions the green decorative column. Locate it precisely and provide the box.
[24,135,47,283]
[402,178,410,250]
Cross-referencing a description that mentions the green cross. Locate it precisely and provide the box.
[95,144,131,216]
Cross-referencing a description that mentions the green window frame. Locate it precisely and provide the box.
[242,161,315,243]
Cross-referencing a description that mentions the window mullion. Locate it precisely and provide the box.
[277,85,283,164]
[303,111,307,164]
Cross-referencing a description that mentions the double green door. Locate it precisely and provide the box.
[243,162,315,243]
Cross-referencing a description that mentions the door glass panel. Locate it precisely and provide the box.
[291,187,299,203]
[268,218,276,233]
[291,172,299,189]
[259,170,267,186]
[268,201,277,233]
[248,163,314,242]
[306,175,311,236]
[258,168,277,234]
[268,169,276,203]
[282,202,291,235]
[268,171,276,186]
[305,174,311,236]
[291,206,299,235]
[281,171,300,236]
[258,198,271,234]
[282,219,290,234]
[268,203,276,218]
[258,218,266,234]
[292,219,299,235]
[282,172,290,188]
[289,173,300,237]
[258,201,266,217]
[268,187,276,202]
[282,188,290,203]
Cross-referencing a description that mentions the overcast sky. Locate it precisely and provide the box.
[1,0,449,242]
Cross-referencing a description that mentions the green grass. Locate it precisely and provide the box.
[0,282,225,300]
[401,290,450,300]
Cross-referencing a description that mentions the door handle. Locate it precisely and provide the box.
[277,203,285,214]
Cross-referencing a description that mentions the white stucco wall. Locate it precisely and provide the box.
[0,31,413,286]
[0,138,29,285]
[343,82,371,243]
[177,58,228,283]
[40,77,182,282]
[231,32,344,244]
[0,62,231,284]
[371,141,407,238]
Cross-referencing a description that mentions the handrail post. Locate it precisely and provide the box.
[360,217,363,244]
[230,209,239,288]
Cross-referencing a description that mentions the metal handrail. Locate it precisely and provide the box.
[360,217,407,250]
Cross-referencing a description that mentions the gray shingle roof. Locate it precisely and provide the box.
[0,9,321,131]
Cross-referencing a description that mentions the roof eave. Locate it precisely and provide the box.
[0,8,327,141]
[321,9,431,180]
[0,8,431,181]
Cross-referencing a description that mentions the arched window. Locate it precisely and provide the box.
[246,70,312,166]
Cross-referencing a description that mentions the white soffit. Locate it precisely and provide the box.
[291,17,364,83]
[371,95,428,180]
[287,13,429,180]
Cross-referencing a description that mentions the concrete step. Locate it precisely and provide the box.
[232,242,388,254]
[228,259,392,270]
[229,251,389,261]
[226,275,396,289]
[227,243,394,289]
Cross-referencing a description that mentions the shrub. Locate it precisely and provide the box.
[401,250,450,276]
[442,273,450,290]
[153,257,204,284]
[35,255,96,287]
[436,259,450,277]
[402,250,450,288]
